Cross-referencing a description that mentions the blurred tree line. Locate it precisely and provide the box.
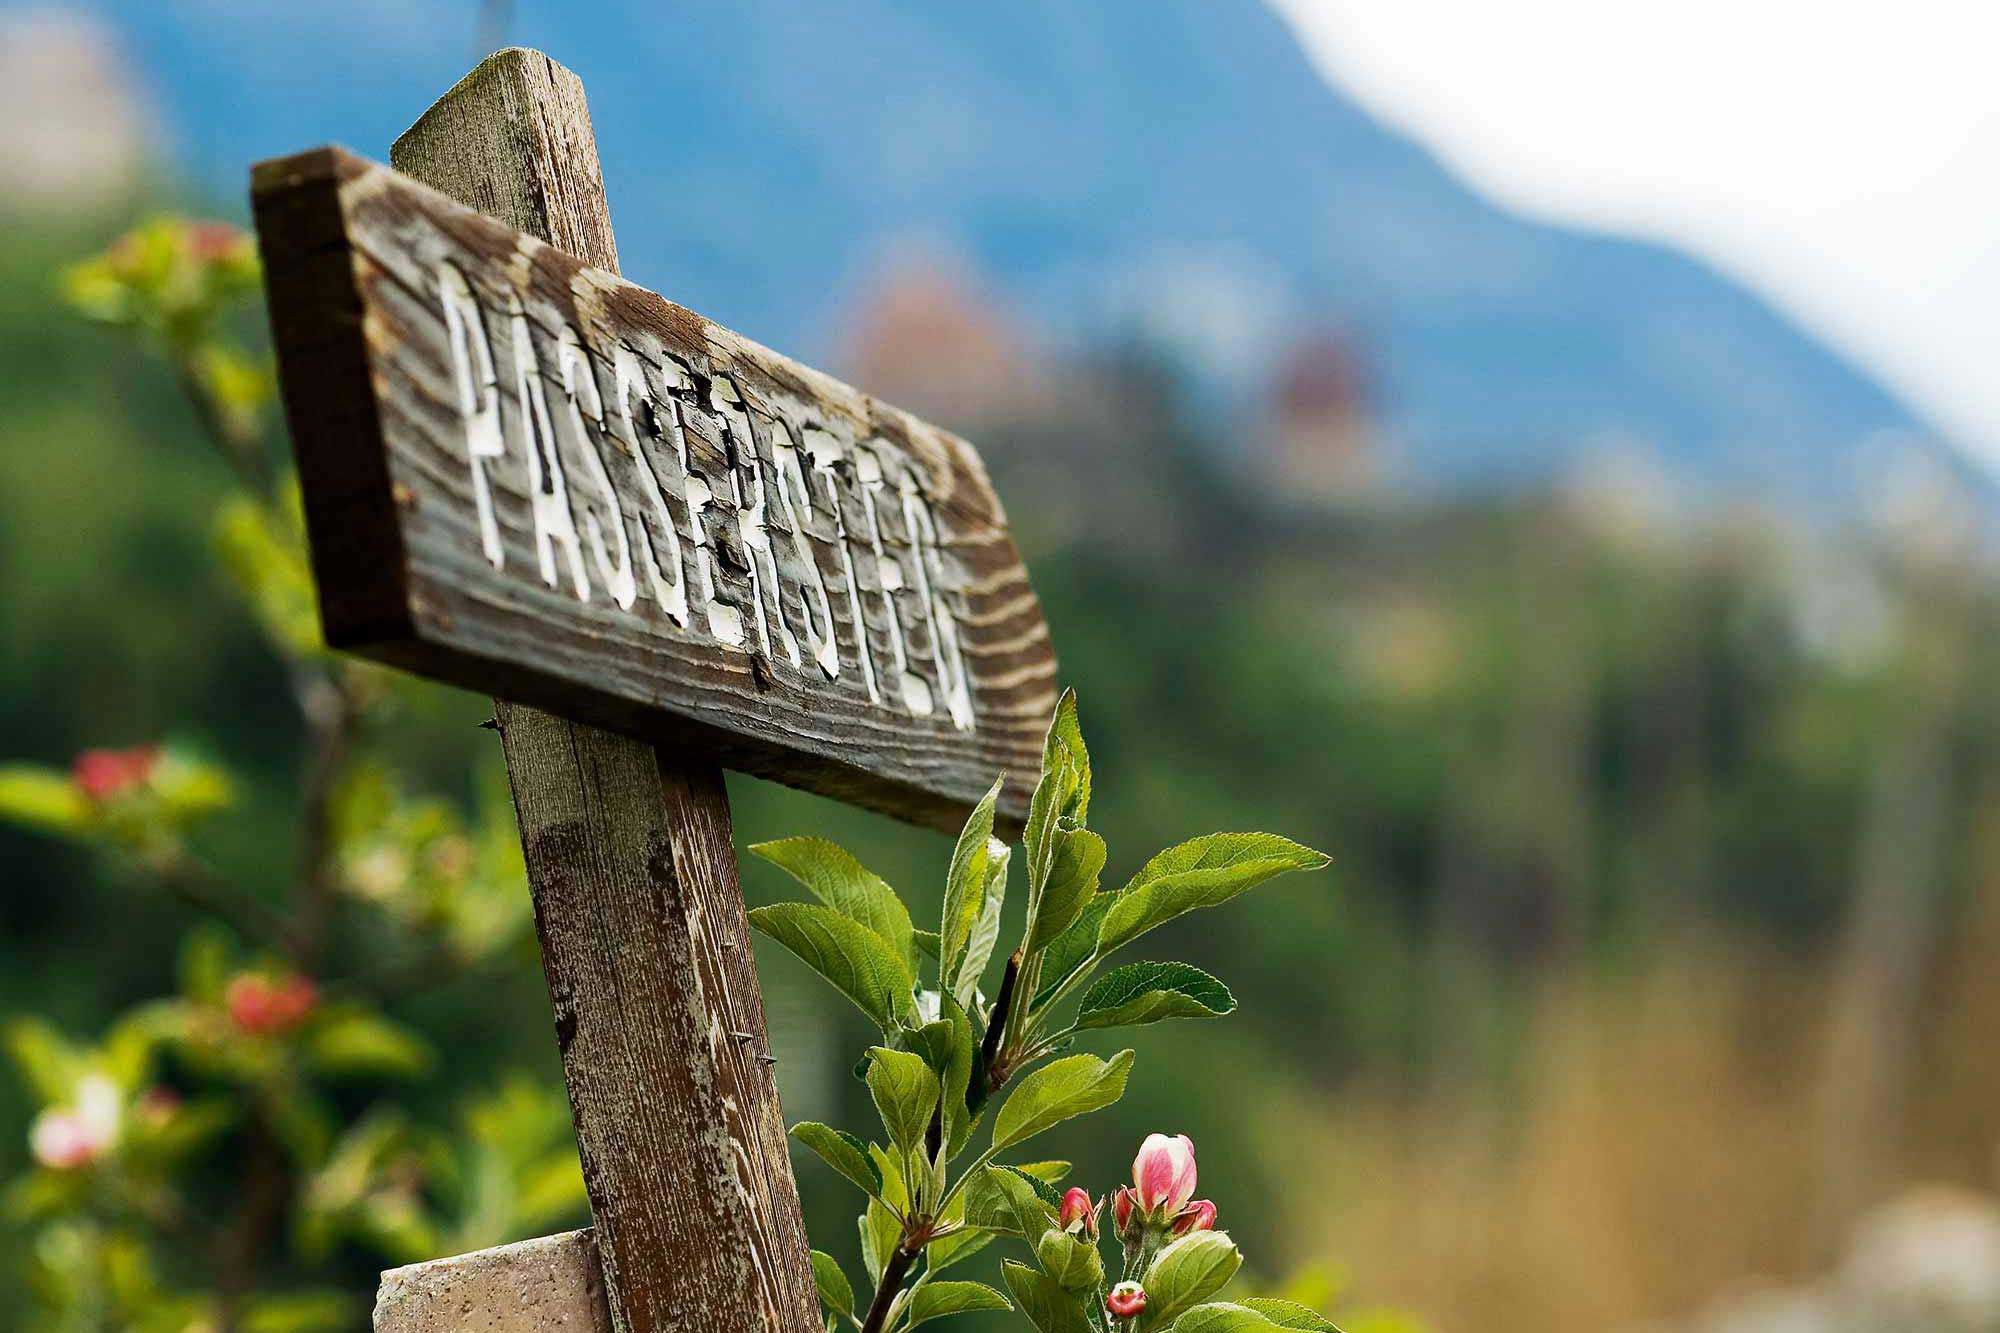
[4,197,1998,1332]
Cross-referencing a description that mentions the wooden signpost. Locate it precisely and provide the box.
[249,48,1057,1333]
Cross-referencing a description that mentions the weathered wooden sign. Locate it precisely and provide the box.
[252,144,1053,828]
[254,47,1070,1333]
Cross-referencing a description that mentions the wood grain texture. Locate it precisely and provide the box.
[252,81,1054,829]
[362,48,819,1333]
[500,716,814,1333]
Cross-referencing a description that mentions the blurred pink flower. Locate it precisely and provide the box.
[29,1075,121,1171]
[185,221,250,264]
[71,745,158,802]
[225,971,318,1036]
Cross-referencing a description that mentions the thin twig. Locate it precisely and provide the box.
[148,856,302,959]
[289,668,358,971]
[976,952,1021,1103]
[170,352,275,503]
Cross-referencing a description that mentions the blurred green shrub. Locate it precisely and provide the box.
[0,217,586,1332]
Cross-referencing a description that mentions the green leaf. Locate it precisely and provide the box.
[513,1154,589,1234]
[1003,1260,1096,1333]
[965,1165,1057,1236]
[151,749,237,819]
[302,1009,433,1078]
[1014,1160,1072,1187]
[212,482,320,658]
[1022,692,1091,895]
[955,839,1010,1010]
[865,1046,940,1154]
[748,902,916,1031]
[913,928,942,961]
[871,1140,910,1210]
[860,1200,901,1288]
[103,1001,180,1086]
[810,1251,854,1319]
[1023,693,1090,893]
[134,1096,235,1159]
[1035,1228,1105,1291]
[907,1280,1013,1327]
[750,837,915,970]
[859,1143,907,1286]
[3,1018,85,1103]
[1028,826,1105,953]
[1097,834,1330,955]
[179,926,233,1003]
[940,777,1002,1002]
[991,1050,1134,1152]
[0,765,90,836]
[926,1226,996,1273]
[907,992,977,1158]
[1238,1299,1343,1332]
[1075,962,1236,1030]
[1166,1306,1288,1333]
[1043,689,1090,824]
[791,1122,884,1198]
[1032,895,1114,1009]
[1142,1230,1243,1325]
[240,1289,357,1333]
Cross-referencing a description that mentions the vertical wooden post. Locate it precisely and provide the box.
[390,49,819,1333]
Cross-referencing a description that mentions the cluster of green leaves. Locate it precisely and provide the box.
[61,215,272,448]
[0,217,580,1332]
[749,692,1329,1333]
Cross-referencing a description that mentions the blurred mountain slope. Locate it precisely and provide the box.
[87,0,1971,506]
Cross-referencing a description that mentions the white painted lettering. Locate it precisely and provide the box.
[437,263,505,569]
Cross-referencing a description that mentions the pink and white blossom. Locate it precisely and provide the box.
[1132,1132,1197,1217]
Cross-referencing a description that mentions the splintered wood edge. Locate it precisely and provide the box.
[374,1230,609,1333]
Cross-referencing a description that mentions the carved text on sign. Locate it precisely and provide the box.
[435,259,969,725]
[252,147,1056,827]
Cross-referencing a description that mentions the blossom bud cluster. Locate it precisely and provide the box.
[1113,1133,1217,1242]
[1102,1133,1222,1322]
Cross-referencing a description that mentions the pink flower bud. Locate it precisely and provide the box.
[1132,1133,1197,1216]
[1112,1184,1144,1232]
[225,972,318,1037]
[1171,1199,1218,1235]
[71,746,158,803]
[1106,1282,1148,1319]
[1058,1187,1098,1237]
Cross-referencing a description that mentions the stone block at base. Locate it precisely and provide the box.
[373,1229,610,1332]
